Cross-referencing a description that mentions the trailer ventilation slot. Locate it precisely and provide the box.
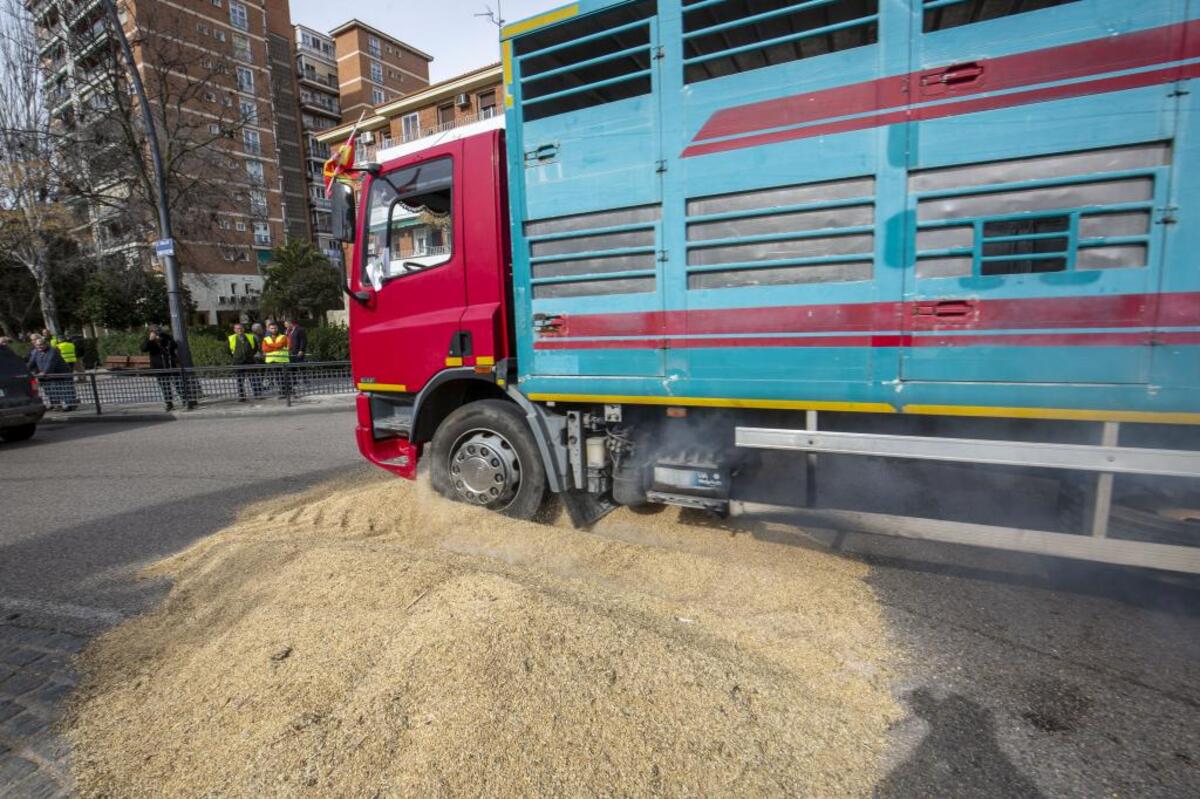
[922,0,1082,33]
[683,0,878,85]
[527,204,661,299]
[911,142,1167,278]
[516,0,656,122]
[685,176,875,290]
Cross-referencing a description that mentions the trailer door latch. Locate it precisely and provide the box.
[532,313,565,334]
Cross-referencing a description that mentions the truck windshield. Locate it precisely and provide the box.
[362,157,453,286]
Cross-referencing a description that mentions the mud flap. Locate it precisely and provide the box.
[561,490,618,528]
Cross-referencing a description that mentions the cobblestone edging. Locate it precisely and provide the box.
[0,623,85,798]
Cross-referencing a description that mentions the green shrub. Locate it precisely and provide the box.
[307,324,350,362]
[95,331,146,362]
[186,335,229,366]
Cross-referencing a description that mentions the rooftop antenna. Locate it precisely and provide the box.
[475,3,504,28]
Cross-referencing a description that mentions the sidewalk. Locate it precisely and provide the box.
[39,392,355,424]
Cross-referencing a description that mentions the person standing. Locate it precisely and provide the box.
[227,323,261,401]
[27,336,77,411]
[261,321,291,399]
[55,332,78,372]
[141,324,196,411]
[284,319,307,363]
[285,318,307,392]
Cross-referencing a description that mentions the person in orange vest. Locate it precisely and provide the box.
[261,321,291,399]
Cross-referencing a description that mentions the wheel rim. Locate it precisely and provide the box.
[448,428,521,509]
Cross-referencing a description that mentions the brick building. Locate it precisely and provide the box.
[317,62,503,159]
[31,0,310,326]
[330,19,432,122]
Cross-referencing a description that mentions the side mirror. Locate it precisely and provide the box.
[330,181,356,244]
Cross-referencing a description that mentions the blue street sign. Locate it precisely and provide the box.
[154,238,175,257]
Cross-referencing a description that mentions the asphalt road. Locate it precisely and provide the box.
[1,411,1198,797]
[0,412,363,632]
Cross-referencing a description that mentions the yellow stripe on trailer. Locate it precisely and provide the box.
[903,404,1200,425]
[525,393,896,414]
[501,3,579,39]
[524,393,1200,425]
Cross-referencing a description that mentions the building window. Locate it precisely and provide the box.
[478,90,496,118]
[245,160,264,184]
[243,129,261,155]
[438,104,454,126]
[401,112,419,142]
[235,220,247,231]
[368,35,381,57]
[232,33,251,62]
[209,123,220,135]
[372,87,385,105]
[215,30,226,43]
[239,99,257,124]
[253,222,271,247]
[211,0,223,6]
[229,1,249,31]
[250,190,267,215]
[370,61,383,84]
[236,66,254,94]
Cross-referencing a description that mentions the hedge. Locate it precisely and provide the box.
[89,325,350,367]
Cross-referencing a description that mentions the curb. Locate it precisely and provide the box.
[39,396,355,424]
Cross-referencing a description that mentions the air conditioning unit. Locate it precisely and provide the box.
[358,131,375,145]
[455,92,470,107]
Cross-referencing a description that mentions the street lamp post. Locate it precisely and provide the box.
[101,0,192,369]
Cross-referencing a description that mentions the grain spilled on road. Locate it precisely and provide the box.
[66,471,901,797]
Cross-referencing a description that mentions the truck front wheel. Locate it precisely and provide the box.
[429,399,549,520]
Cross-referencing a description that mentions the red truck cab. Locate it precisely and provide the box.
[340,122,515,479]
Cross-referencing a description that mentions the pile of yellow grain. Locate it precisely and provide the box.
[67,472,900,797]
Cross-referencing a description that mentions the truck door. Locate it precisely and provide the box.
[349,143,467,395]
[506,0,666,380]
[901,0,1185,385]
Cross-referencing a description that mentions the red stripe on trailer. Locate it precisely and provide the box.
[536,292,1200,341]
[692,20,1197,145]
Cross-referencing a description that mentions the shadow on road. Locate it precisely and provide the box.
[0,465,362,632]
[876,689,1045,799]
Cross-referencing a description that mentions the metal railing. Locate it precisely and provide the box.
[36,361,353,414]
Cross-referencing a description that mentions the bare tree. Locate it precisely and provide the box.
[0,0,68,334]
[50,1,262,278]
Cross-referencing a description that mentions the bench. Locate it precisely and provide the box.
[103,355,153,371]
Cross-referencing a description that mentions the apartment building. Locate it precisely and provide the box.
[316,62,503,158]
[330,19,432,121]
[294,24,340,262]
[31,0,309,326]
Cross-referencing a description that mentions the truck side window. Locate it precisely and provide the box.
[362,157,453,285]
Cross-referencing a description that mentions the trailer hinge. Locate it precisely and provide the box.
[1157,206,1179,225]
[1168,81,1190,97]
[654,45,665,61]
[657,250,668,262]
[655,159,667,173]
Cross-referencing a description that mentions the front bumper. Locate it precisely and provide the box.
[354,393,420,479]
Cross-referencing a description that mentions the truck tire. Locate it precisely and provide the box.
[429,399,549,520]
[0,423,36,443]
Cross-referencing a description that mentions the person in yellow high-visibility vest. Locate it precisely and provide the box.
[55,335,77,371]
[261,322,291,398]
[228,323,261,401]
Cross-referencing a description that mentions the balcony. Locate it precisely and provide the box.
[309,196,331,210]
[296,40,335,60]
[298,66,338,91]
[368,107,500,160]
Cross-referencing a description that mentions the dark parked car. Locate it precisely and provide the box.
[0,345,46,443]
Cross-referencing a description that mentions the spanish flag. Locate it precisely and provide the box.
[322,112,366,198]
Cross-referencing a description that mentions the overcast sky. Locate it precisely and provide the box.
[290,0,564,82]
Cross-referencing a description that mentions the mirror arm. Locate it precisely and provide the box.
[338,260,371,305]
